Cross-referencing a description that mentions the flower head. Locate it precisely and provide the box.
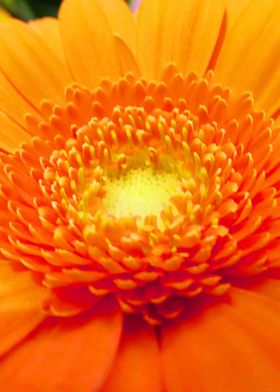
[0,0,280,391]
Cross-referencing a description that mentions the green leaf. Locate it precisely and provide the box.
[0,0,35,20]
[28,0,60,17]
[0,0,133,20]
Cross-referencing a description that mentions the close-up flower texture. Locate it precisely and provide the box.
[0,0,280,390]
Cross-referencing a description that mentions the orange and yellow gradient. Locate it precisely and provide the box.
[0,0,280,391]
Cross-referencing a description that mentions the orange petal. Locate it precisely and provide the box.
[226,0,252,28]
[161,283,280,392]
[0,19,71,110]
[97,0,136,52]
[29,17,73,71]
[0,70,38,131]
[59,0,121,88]
[0,299,123,392]
[0,111,31,152]
[237,278,280,300]
[215,0,280,115]
[114,36,140,77]
[136,0,225,78]
[103,316,162,392]
[0,261,48,357]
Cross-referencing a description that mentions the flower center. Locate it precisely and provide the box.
[104,168,180,220]
[1,66,280,325]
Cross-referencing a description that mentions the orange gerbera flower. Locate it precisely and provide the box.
[0,0,280,390]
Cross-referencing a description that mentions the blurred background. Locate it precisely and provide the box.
[0,0,132,20]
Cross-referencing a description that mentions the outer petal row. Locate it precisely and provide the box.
[58,0,137,88]
[136,0,225,79]
[0,261,48,357]
[102,317,162,392]
[161,280,280,392]
[215,0,280,115]
[0,0,137,151]
[0,299,122,392]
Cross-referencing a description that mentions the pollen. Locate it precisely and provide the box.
[104,168,180,220]
[0,65,280,325]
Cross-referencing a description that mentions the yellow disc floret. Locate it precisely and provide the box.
[104,167,180,220]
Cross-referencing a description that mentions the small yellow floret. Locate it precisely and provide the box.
[104,168,180,219]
